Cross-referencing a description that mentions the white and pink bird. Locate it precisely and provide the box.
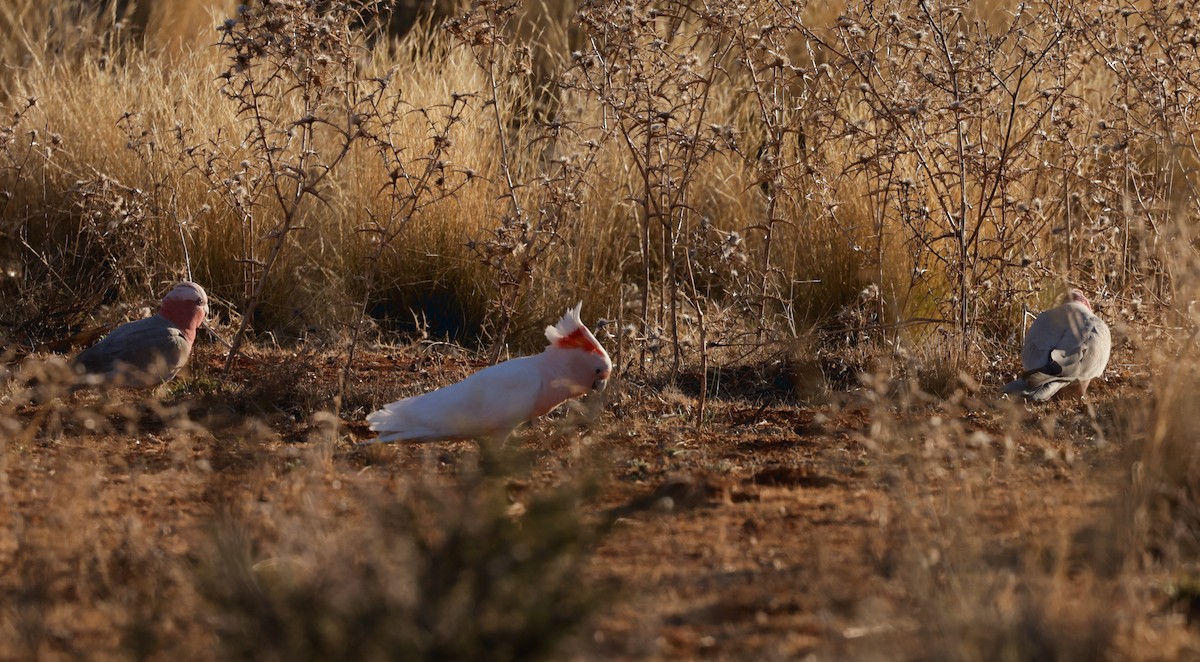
[72,281,208,388]
[366,302,612,445]
[1002,289,1111,401]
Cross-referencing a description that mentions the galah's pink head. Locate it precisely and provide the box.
[1066,288,1092,311]
[544,301,613,391]
[159,281,208,343]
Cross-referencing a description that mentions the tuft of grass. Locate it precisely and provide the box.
[1119,351,1200,565]
[200,452,608,661]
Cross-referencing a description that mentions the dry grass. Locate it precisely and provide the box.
[1,0,1200,659]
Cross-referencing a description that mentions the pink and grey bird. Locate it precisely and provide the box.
[1002,289,1111,401]
[366,302,612,445]
[72,281,208,388]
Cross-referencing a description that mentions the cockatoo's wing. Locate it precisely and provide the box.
[73,315,191,387]
[366,356,543,444]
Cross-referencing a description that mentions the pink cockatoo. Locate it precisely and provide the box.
[72,281,208,388]
[1002,289,1111,401]
[366,302,613,445]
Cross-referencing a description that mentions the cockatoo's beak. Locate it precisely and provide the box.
[593,376,609,391]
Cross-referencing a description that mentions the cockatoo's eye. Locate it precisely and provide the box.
[595,368,602,374]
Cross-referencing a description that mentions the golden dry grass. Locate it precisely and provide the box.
[3,0,1179,355]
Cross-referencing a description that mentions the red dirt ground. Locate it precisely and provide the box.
[0,344,1195,660]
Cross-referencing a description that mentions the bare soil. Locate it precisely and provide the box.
[1,344,1194,660]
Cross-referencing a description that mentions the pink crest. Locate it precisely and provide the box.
[545,301,606,357]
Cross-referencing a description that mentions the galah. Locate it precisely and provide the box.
[72,281,208,388]
[366,302,612,445]
[1002,289,1111,401]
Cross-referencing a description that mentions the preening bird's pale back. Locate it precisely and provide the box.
[1002,289,1111,401]
[366,302,613,445]
[72,281,209,388]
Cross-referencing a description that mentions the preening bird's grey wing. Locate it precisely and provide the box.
[1079,316,1112,380]
[1020,305,1093,371]
[1052,314,1110,382]
[1020,306,1069,370]
[1039,313,1108,381]
[1016,311,1110,392]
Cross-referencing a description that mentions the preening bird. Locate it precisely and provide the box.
[72,281,208,388]
[1002,289,1111,401]
[366,302,613,445]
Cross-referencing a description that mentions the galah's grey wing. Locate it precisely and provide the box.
[1011,304,1111,402]
[1021,305,1087,371]
[73,316,190,386]
[1063,314,1111,382]
[1023,314,1108,382]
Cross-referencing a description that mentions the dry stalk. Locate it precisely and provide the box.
[204,0,387,371]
